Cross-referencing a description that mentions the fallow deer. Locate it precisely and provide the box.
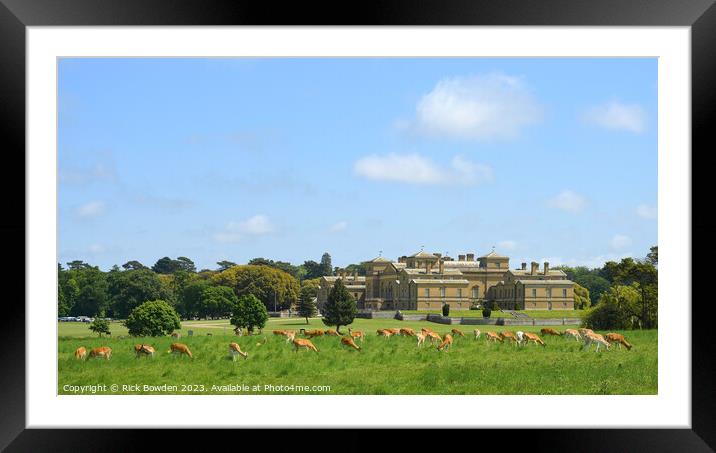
[74,346,87,360]
[541,328,562,337]
[473,329,482,340]
[485,332,503,343]
[437,333,453,351]
[582,332,611,352]
[300,328,324,338]
[416,332,427,347]
[134,344,155,358]
[292,338,319,352]
[450,328,465,337]
[88,346,112,360]
[169,343,193,358]
[523,331,546,347]
[340,336,361,351]
[564,329,582,341]
[348,328,365,342]
[425,331,442,344]
[377,329,394,338]
[399,327,416,337]
[228,342,248,360]
[499,331,519,346]
[605,333,632,350]
[325,329,341,336]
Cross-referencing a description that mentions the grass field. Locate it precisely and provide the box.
[58,318,657,395]
[399,309,587,319]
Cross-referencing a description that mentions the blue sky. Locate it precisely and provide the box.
[58,58,657,271]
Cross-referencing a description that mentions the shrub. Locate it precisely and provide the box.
[124,300,181,337]
[321,279,356,334]
[230,294,269,334]
[482,308,492,318]
[442,303,450,317]
[88,317,111,337]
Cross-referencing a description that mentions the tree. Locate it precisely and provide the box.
[216,260,237,271]
[58,264,80,316]
[321,279,356,334]
[230,294,268,335]
[89,317,111,337]
[152,257,179,274]
[176,257,196,273]
[212,265,300,312]
[297,285,318,324]
[320,253,333,277]
[646,246,658,266]
[179,278,212,319]
[107,268,165,319]
[302,260,323,280]
[200,286,238,319]
[583,284,641,330]
[573,283,591,309]
[248,257,303,279]
[67,266,109,317]
[66,260,91,271]
[124,300,181,337]
[122,260,147,271]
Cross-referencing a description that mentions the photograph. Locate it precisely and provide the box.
[57,56,658,396]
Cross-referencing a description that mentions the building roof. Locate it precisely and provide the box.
[443,261,482,268]
[516,279,575,286]
[408,250,439,258]
[364,256,392,263]
[402,268,463,275]
[509,269,567,277]
[479,250,508,259]
[393,262,407,269]
[409,279,470,285]
[322,276,366,282]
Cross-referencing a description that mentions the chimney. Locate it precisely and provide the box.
[543,262,550,275]
[531,262,539,275]
[521,262,527,270]
[458,254,466,261]
[439,259,444,274]
[426,261,432,274]
[466,253,475,261]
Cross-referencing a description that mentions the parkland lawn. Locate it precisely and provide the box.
[58,318,657,395]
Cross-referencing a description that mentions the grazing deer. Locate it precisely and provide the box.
[485,332,503,343]
[425,331,442,344]
[292,338,319,352]
[437,333,453,351]
[421,327,435,335]
[88,346,112,360]
[134,344,155,358]
[578,328,594,338]
[228,342,248,360]
[516,331,526,346]
[169,343,193,358]
[74,346,87,360]
[416,332,427,347]
[387,328,401,335]
[171,332,181,338]
[377,329,394,338]
[325,329,341,336]
[450,328,465,338]
[285,331,296,343]
[499,331,519,346]
[340,336,361,351]
[273,330,287,336]
[399,327,416,337]
[605,333,633,350]
[523,332,546,347]
[300,328,324,338]
[541,328,562,337]
[582,333,611,352]
[473,329,482,340]
[348,328,365,342]
[564,329,582,341]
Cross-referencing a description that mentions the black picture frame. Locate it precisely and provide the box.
[2,0,713,450]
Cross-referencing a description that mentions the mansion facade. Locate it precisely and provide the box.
[317,250,575,311]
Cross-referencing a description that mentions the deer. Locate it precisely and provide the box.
[348,328,365,342]
[437,333,453,351]
[425,331,442,344]
[473,329,482,340]
[340,336,361,351]
[74,346,87,360]
[421,327,435,335]
[325,329,341,336]
[485,332,503,343]
[541,328,562,337]
[578,328,595,338]
[564,329,582,341]
[523,331,546,347]
[300,328,324,338]
[169,343,193,358]
[416,332,427,347]
[292,338,319,352]
[386,328,401,335]
[582,332,611,352]
[377,329,394,338]
[605,333,633,350]
[87,346,112,360]
[516,331,526,346]
[228,342,248,360]
[285,331,296,343]
[272,330,287,336]
[399,327,416,337]
[170,332,181,338]
[450,328,466,338]
[134,344,155,358]
[499,331,519,346]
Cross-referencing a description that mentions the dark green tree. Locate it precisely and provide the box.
[297,285,318,324]
[176,257,196,273]
[302,260,323,280]
[321,279,356,334]
[200,285,238,319]
[122,260,148,270]
[68,266,109,317]
[320,253,333,277]
[124,300,181,336]
[107,268,164,319]
[216,260,237,271]
[179,278,212,319]
[230,294,269,335]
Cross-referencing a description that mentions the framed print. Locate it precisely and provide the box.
[2,0,714,450]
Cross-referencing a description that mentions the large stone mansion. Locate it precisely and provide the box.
[317,250,575,311]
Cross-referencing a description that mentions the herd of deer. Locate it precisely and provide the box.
[73,325,632,362]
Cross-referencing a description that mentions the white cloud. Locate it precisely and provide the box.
[498,240,517,251]
[354,153,492,186]
[88,244,106,254]
[214,214,275,243]
[548,190,586,214]
[410,73,543,140]
[583,100,647,133]
[636,204,657,219]
[610,234,632,250]
[75,201,106,219]
[327,221,348,233]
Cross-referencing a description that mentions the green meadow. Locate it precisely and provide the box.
[58,318,657,395]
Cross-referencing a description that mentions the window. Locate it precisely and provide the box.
[531,288,537,298]
[472,287,478,298]
[457,288,462,298]
[424,288,430,298]
[562,288,567,297]
[440,287,446,298]
[547,288,552,298]
[496,262,501,269]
